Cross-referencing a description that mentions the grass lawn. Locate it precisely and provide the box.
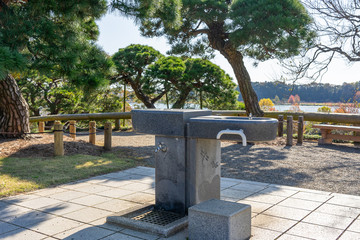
[0,153,136,198]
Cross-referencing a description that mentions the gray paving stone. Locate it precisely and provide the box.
[338,231,360,240]
[39,202,86,216]
[119,182,152,191]
[0,204,32,220]
[53,223,115,240]
[257,187,299,197]
[3,210,55,228]
[303,212,354,230]
[0,228,47,240]
[97,179,134,188]
[252,214,297,232]
[221,188,253,199]
[2,194,41,203]
[63,207,112,223]
[279,198,323,211]
[48,190,89,201]
[121,228,159,240]
[262,205,311,221]
[101,232,143,240]
[250,227,282,240]
[287,222,343,240]
[292,192,333,202]
[59,182,93,190]
[94,199,142,213]
[74,184,115,194]
[277,233,313,239]
[328,196,360,208]
[158,229,188,240]
[70,194,112,206]
[89,217,125,231]
[96,188,135,198]
[119,192,154,204]
[315,203,360,218]
[237,200,273,213]
[230,183,268,192]
[32,187,66,197]
[243,193,286,204]
[16,196,62,209]
[220,180,239,189]
[29,216,83,235]
[347,220,360,233]
[0,221,19,235]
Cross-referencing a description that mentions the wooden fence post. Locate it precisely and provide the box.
[89,121,96,144]
[297,116,304,145]
[114,119,121,131]
[69,120,76,139]
[278,115,284,137]
[287,115,293,146]
[54,121,64,156]
[38,121,45,133]
[104,122,112,150]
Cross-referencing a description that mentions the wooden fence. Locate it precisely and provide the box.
[29,111,360,156]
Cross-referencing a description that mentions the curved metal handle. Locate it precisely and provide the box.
[216,129,247,146]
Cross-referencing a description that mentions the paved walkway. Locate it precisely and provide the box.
[0,167,359,240]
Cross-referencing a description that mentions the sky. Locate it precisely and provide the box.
[96,12,359,86]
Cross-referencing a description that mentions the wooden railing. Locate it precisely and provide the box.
[29,110,360,156]
[29,110,360,124]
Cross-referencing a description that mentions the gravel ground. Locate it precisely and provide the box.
[78,131,360,196]
[3,130,357,196]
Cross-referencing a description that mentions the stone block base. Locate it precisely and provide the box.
[188,199,251,240]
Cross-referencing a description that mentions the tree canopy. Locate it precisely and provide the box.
[112,0,314,115]
[0,0,110,136]
[112,44,240,109]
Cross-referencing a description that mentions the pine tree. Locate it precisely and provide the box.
[0,0,108,137]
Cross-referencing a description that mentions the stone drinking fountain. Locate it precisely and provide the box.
[107,109,278,237]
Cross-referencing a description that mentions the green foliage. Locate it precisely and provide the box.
[0,0,108,87]
[230,0,314,60]
[112,0,314,60]
[317,106,332,113]
[113,44,240,109]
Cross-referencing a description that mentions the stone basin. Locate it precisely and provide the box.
[132,109,212,137]
[188,115,278,142]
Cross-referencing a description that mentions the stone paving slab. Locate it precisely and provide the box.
[0,166,359,240]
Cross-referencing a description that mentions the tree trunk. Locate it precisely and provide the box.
[221,49,263,116]
[0,74,30,137]
[124,79,156,108]
[208,36,263,116]
[172,88,191,109]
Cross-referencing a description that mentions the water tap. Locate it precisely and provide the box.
[155,142,167,153]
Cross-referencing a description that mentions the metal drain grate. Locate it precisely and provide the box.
[129,209,184,226]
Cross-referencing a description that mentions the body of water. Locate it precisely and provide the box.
[133,103,337,113]
[274,105,337,112]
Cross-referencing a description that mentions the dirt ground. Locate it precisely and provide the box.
[1,131,359,195]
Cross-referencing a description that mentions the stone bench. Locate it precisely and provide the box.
[188,199,251,240]
[313,124,360,144]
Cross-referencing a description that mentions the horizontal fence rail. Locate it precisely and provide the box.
[29,110,360,125]
[29,112,131,122]
[212,110,360,124]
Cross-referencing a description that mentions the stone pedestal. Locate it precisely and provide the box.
[155,136,186,214]
[186,138,221,209]
[189,199,251,240]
